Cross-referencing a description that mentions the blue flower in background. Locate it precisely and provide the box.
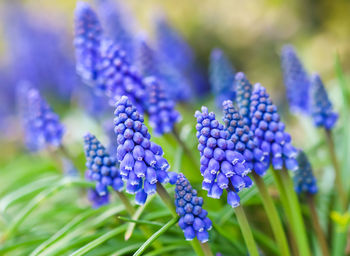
[175,173,212,243]
[281,45,311,113]
[135,36,192,102]
[74,1,103,85]
[250,84,298,171]
[95,0,135,61]
[222,100,268,176]
[84,133,124,196]
[293,151,318,194]
[114,96,170,205]
[310,74,338,130]
[195,106,253,208]
[235,72,253,127]
[144,77,181,136]
[87,188,110,208]
[98,40,146,111]
[209,48,236,107]
[19,86,65,152]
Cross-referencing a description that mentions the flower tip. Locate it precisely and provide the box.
[235,71,246,80]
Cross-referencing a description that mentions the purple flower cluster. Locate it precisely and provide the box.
[114,96,170,205]
[74,1,102,85]
[84,133,124,196]
[87,188,110,208]
[250,84,298,171]
[195,106,253,208]
[235,72,253,127]
[281,45,311,113]
[135,37,192,102]
[293,151,318,195]
[98,40,146,111]
[21,87,64,152]
[175,173,212,243]
[209,48,236,106]
[144,77,181,136]
[310,74,338,130]
[95,0,135,61]
[222,100,268,176]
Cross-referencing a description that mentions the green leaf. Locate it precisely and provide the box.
[70,224,127,256]
[118,216,163,227]
[133,218,179,256]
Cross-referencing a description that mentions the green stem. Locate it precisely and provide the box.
[234,205,259,256]
[116,191,135,215]
[279,168,311,256]
[307,194,330,256]
[155,183,213,256]
[252,173,290,256]
[324,129,347,211]
[200,242,214,256]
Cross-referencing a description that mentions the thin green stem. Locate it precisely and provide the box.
[307,194,330,256]
[324,129,347,211]
[200,242,214,256]
[234,205,259,256]
[252,172,290,256]
[280,168,311,256]
[115,191,135,215]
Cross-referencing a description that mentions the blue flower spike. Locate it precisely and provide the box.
[222,100,268,176]
[235,72,253,127]
[310,73,338,130]
[250,84,298,171]
[195,106,253,208]
[175,173,212,243]
[144,76,181,136]
[98,40,146,110]
[87,188,110,208]
[21,87,65,152]
[281,45,311,113]
[209,48,236,106]
[84,133,124,197]
[114,96,170,205]
[74,1,103,85]
[293,151,318,195]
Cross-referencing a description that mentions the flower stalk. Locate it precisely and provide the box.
[252,172,290,256]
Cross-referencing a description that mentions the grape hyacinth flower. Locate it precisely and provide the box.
[87,189,110,208]
[84,133,124,196]
[175,173,212,243]
[235,72,253,127]
[144,77,181,136]
[98,40,146,111]
[114,96,170,205]
[21,87,65,152]
[250,84,298,171]
[195,106,253,207]
[294,151,318,195]
[281,45,311,113]
[135,37,192,102]
[209,48,236,106]
[222,100,268,176]
[310,74,338,130]
[74,1,103,85]
[95,0,135,61]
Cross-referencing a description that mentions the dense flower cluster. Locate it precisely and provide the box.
[114,96,170,205]
[209,48,236,106]
[84,133,124,196]
[135,37,192,102]
[250,84,298,171]
[235,72,253,127]
[310,74,338,130]
[293,151,318,194]
[95,0,135,61]
[175,173,212,243]
[74,1,102,85]
[195,106,253,207]
[98,40,146,111]
[222,100,268,176]
[144,77,181,136]
[281,45,310,113]
[87,188,110,208]
[21,87,64,152]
